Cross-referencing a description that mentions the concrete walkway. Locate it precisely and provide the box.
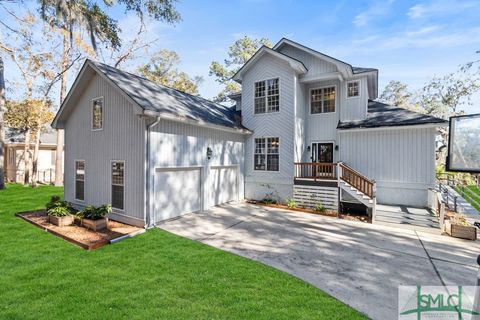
[374,204,440,233]
[159,203,480,320]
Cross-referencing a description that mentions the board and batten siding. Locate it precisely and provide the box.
[339,127,437,206]
[64,74,146,226]
[241,53,296,201]
[149,119,245,212]
[341,76,368,122]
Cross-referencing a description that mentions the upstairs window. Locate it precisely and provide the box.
[75,160,85,201]
[254,137,279,171]
[347,81,360,98]
[92,97,103,130]
[311,87,336,114]
[254,78,279,114]
[111,161,125,210]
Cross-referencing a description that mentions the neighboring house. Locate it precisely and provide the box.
[52,38,447,228]
[3,128,61,184]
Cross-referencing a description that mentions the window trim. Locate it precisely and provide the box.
[253,77,281,115]
[74,159,85,203]
[111,160,125,212]
[309,85,337,115]
[346,80,360,99]
[91,96,104,131]
[253,137,280,171]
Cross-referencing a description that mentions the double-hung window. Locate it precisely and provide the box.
[75,160,85,201]
[111,161,125,210]
[254,78,279,114]
[347,81,360,98]
[92,97,103,130]
[311,87,336,114]
[254,137,279,171]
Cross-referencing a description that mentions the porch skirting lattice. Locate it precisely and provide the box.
[293,185,338,210]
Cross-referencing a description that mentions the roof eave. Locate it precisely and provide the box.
[337,121,448,132]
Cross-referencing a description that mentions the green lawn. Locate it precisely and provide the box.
[454,185,480,211]
[0,184,365,320]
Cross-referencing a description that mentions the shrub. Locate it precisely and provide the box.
[285,198,297,209]
[262,198,277,205]
[314,202,326,213]
[46,196,75,216]
[79,204,112,220]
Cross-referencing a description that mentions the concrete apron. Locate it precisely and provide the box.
[159,203,480,320]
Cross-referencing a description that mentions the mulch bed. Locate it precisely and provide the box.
[247,200,371,223]
[16,210,143,250]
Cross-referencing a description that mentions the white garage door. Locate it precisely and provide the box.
[209,166,237,208]
[155,168,201,222]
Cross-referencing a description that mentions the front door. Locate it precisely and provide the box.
[311,142,334,163]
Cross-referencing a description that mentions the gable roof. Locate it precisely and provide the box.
[337,100,448,130]
[232,46,307,83]
[273,38,378,78]
[53,60,250,133]
[5,127,57,146]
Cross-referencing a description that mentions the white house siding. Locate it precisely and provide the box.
[149,119,245,218]
[302,79,341,162]
[64,74,146,226]
[341,76,368,122]
[339,127,437,207]
[241,53,297,201]
[277,44,337,77]
[294,74,306,163]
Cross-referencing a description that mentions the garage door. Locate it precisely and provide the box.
[155,168,201,222]
[209,166,237,208]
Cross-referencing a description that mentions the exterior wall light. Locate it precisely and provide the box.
[207,147,213,160]
[306,146,311,152]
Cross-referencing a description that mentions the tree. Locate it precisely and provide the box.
[38,0,181,186]
[137,49,203,95]
[379,80,421,112]
[0,56,5,189]
[209,36,272,102]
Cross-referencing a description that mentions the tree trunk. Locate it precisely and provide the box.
[54,34,69,186]
[23,129,31,185]
[0,56,5,189]
[31,128,41,188]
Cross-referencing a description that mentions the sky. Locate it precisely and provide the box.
[2,0,480,113]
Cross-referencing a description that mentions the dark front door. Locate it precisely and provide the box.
[311,143,334,163]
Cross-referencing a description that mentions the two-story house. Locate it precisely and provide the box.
[52,38,447,228]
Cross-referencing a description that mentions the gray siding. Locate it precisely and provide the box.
[339,127,437,206]
[278,44,337,76]
[341,76,368,121]
[149,119,245,210]
[64,74,146,226]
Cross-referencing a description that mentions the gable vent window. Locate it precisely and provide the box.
[254,78,279,114]
[254,137,279,171]
[111,161,125,210]
[311,87,336,114]
[347,81,360,98]
[92,97,103,130]
[75,160,85,201]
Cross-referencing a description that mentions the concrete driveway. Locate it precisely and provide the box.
[159,203,480,320]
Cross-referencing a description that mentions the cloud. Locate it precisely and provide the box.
[353,0,395,27]
[407,0,478,19]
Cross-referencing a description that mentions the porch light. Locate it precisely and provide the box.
[306,146,311,152]
[207,147,213,160]
[335,145,339,151]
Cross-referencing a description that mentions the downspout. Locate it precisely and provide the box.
[145,116,161,229]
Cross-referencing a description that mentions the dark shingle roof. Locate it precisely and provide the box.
[337,100,448,130]
[5,128,57,145]
[352,67,377,74]
[91,60,248,131]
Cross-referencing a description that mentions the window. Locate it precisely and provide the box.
[254,137,279,171]
[92,97,103,130]
[311,87,336,114]
[111,161,124,210]
[347,81,360,98]
[311,143,334,163]
[254,78,279,114]
[75,160,85,201]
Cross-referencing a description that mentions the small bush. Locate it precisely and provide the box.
[285,198,297,209]
[314,202,326,213]
[46,196,75,216]
[79,204,112,220]
[262,198,277,205]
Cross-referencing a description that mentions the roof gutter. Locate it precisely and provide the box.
[337,122,448,133]
[142,110,251,135]
[144,115,161,229]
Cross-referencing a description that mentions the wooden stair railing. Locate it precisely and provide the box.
[338,162,375,199]
[294,162,337,181]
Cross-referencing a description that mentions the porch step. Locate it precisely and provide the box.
[339,181,373,206]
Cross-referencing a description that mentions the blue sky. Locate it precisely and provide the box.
[3,0,480,113]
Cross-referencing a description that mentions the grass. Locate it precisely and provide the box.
[0,184,365,320]
[454,185,480,211]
